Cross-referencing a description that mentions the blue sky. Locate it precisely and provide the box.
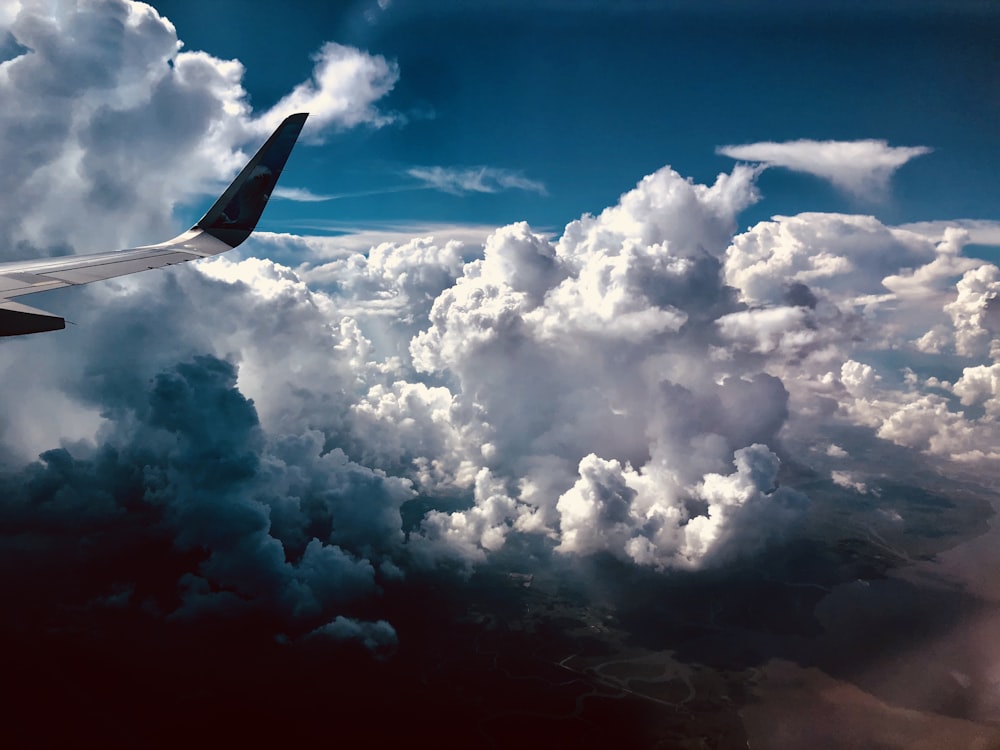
[151,0,1000,237]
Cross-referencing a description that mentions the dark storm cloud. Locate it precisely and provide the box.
[308,615,398,659]
[0,350,410,648]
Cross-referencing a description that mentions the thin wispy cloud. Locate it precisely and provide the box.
[407,166,547,196]
[273,184,434,202]
[273,186,336,202]
[255,42,400,136]
[717,139,931,199]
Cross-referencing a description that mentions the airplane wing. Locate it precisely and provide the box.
[0,112,309,337]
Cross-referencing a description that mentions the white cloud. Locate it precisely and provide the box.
[952,363,1000,415]
[254,41,399,135]
[3,1,1000,638]
[18,153,797,575]
[945,264,1000,358]
[715,203,1000,465]
[550,443,806,571]
[814,362,1000,463]
[272,186,337,202]
[899,220,1000,247]
[0,0,399,257]
[407,166,547,195]
[218,155,1000,570]
[717,139,931,199]
[723,213,995,365]
[397,163,803,567]
[882,228,983,300]
[831,470,868,494]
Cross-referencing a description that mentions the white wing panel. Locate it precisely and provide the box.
[38,249,204,284]
[0,230,231,300]
[0,273,65,295]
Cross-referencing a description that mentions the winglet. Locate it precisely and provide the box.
[197,113,309,248]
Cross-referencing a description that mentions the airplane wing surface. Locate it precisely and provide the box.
[0,112,308,337]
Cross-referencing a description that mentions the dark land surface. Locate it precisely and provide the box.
[3,426,1000,748]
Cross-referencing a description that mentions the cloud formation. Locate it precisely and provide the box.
[255,41,399,135]
[717,139,931,198]
[0,0,397,257]
[720,211,1000,463]
[2,0,999,660]
[0,348,413,645]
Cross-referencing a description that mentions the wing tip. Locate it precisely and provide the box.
[196,112,310,248]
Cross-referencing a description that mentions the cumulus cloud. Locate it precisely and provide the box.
[5,141,805,590]
[803,355,1000,463]
[945,264,1000,358]
[0,0,410,645]
[0,0,397,256]
[253,222,497,260]
[725,212,937,307]
[407,166,547,195]
[717,139,931,199]
[952,364,1000,414]
[553,444,806,570]
[0,351,413,630]
[395,163,813,567]
[718,204,1000,463]
[722,211,1000,371]
[253,41,399,135]
[3,0,1000,665]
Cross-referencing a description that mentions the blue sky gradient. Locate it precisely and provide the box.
[149,0,1000,235]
